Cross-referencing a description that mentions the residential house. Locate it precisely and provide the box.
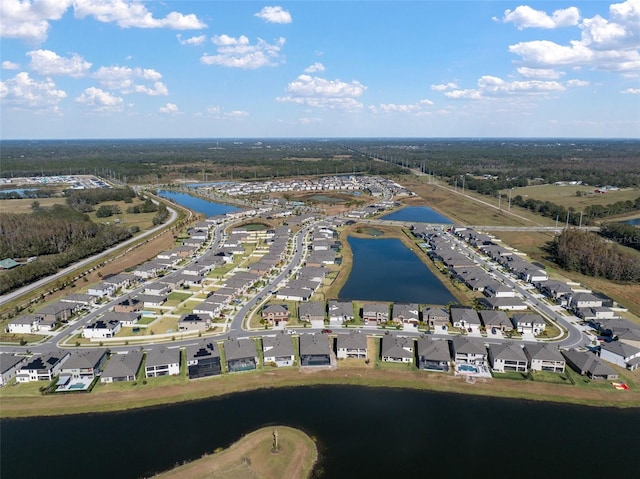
[479,310,513,332]
[262,333,295,367]
[0,354,27,386]
[451,337,488,366]
[381,335,414,363]
[479,296,528,311]
[102,311,140,327]
[488,343,528,372]
[113,296,141,313]
[178,313,212,332]
[299,334,331,366]
[392,303,420,327]
[193,300,224,318]
[524,344,566,373]
[102,273,135,290]
[562,349,618,380]
[424,307,449,330]
[82,318,121,339]
[224,338,258,372]
[145,348,181,378]
[599,342,640,371]
[362,303,389,325]
[60,349,108,379]
[100,351,143,383]
[328,300,354,325]
[275,288,313,302]
[37,301,75,323]
[87,282,117,298]
[540,280,574,305]
[261,304,290,327]
[16,352,70,383]
[416,338,451,372]
[450,308,481,330]
[6,315,41,334]
[137,294,167,308]
[298,301,326,324]
[570,293,603,311]
[186,341,222,379]
[512,314,546,335]
[336,331,368,360]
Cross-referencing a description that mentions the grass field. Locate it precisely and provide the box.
[510,184,640,211]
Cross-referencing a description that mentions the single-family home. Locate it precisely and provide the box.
[451,337,488,366]
[16,352,70,383]
[262,333,295,367]
[6,315,42,334]
[424,307,449,330]
[569,293,603,311]
[82,318,121,339]
[381,335,414,363]
[299,334,331,367]
[137,294,167,308]
[328,300,354,325]
[186,341,222,379]
[0,354,28,386]
[416,338,451,372]
[100,351,144,383]
[261,304,290,327]
[479,296,528,311]
[87,281,117,298]
[275,288,313,302]
[336,331,368,360]
[488,342,528,373]
[178,313,212,332]
[562,349,618,380]
[113,296,142,313]
[512,314,546,335]
[298,301,326,324]
[479,310,513,332]
[362,303,389,325]
[37,301,75,323]
[224,338,258,372]
[145,347,181,378]
[524,344,566,373]
[450,308,481,330]
[391,303,420,327]
[101,311,140,328]
[59,349,108,379]
[599,342,640,371]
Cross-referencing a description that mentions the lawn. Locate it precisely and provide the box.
[510,184,640,211]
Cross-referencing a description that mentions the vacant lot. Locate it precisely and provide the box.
[511,184,640,210]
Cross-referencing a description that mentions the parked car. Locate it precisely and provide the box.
[322,329,333,334]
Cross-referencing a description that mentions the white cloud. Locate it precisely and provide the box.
[93,66,168,95]
[369,99,434,115]
[304,62,325,73]
[517,67,565,79]
[444,89,483,100]
[206,105,249,119]
[431,82,458,91]
[75,87,124,112]
[201,36,286,69]
[0,71,66,110]
[298,117,322,125]
[566,79,590,87]
[2,61,21,70]
[0,0,73,43]
[621,87,640,93]
[254,6,292,24]
[276,74,367,110]
[444,75,566,100]
[509,1,640,73]
[27,49,91,77]
[177,34,206,46]
[159,102,179,113]
[501,5,581,29]
[73,0,206,30]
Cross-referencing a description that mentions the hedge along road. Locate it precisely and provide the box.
[0,198,180,308]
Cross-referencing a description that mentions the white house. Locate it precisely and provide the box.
[0,354,28,386]
[82,318,122,339]
[262,333,295,367]
[16,352,70,383]
[599,342,640,371]
[512,314,546,335]
[145,348,181,378]
[7,315,41,334]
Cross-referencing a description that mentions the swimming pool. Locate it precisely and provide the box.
[458,364,479,373]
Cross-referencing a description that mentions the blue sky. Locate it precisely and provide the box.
[1,1,639,139]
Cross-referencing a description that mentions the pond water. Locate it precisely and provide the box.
[338,237,456,304]
[1,386,639,479]
[623,218,640,226]
[380,205,452,223]
[157,190,240,217]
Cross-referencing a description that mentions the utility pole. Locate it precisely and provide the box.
[508,188,513,211]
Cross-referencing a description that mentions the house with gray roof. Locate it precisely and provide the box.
[599,341,640,371]
[336,331,368,359]
[569,293,603,311]
[362,303,389,325]
[512,314,546,335]
[0,354,27,386]
[479,310,513,332]
[113,296,142,313]
[7,314,42,334]
[193,300,224,318]
[299,334,331,366]
[262,303,290,327]
[102,311,141,327]
[424,307,449,329]
[417,338,450,372]
[262,333,295,367]
[451,337,487,366]
[16,352,70,383]
[137,293,167,308]
[381,335,414,363]
[450,308,481,330]
[186,341,221,379]
[298,301,326,323]
[60,349,108,379]
[392,303,420,327]
[479,296,528,311]
[101,351,143,383]
[524,344,565,373]
[328,300,354,325]
[488,342,528,373]
[82,318,121,339]
[276,287,313,302]
[145,347,181,378]
[178,313,212,332]
[224,338,258,372]
[562,349,618,380]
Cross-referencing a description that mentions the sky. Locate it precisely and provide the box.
[1,0,639,139]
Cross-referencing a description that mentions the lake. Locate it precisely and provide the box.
[380,205,452,223]
[1,386,639,479]
[338,237,456,304]
[157,190,240,217]
[623,218,640,226]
